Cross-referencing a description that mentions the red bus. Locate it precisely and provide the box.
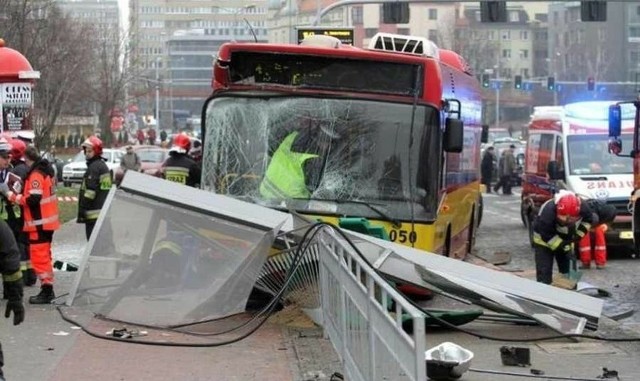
[199,33,485,259]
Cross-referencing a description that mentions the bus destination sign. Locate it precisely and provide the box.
[296,27,354,45]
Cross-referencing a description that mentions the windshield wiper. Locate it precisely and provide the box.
[294,197,402,228]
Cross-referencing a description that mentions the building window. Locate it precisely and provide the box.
[521,68,529,77]
[428,29,437,44]
[352,6,363,25]
[519,49,528,59]
[365,28,377,38]
[508,10,519,22]
[397,28,410,35]
[502,49,511,58]
[630,26,640,38]
[519,30,528,40]
[487,30,495,40]
[428,9,437,20]
[501,30,511,40]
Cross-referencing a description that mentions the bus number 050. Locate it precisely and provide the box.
[389,229,417,244]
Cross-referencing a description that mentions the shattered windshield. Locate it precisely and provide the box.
[568,134,633,175]
[202,96,440,221]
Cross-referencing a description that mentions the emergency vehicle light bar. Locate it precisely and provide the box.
[368,32,439,59]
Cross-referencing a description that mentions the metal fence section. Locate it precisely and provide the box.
[318,227,427,381]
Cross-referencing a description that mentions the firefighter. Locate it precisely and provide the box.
[1,146,60,304]
[161,133,200,187]
[7,138,36,286]
[0,219,26,380]
[578,199,617,270]
[78,136,112,240]
[532,190,598,285]
[260,123,339,200]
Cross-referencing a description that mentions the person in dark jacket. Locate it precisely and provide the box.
[0,219,26,380]
[7,139,36,286]
[78,136,112,240]
[532,190,598,285]
[480,146,496,193]
[161,133,201,187]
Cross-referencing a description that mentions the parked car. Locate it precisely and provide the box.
[114,145,169,186]
[41,152,65,183]
[62,148,123,187]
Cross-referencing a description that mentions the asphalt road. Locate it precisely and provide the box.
[477,187,640,328]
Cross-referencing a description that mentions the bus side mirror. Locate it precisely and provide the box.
[444,118,463,153]
[547,160,563,180]
[481,124,489,143]
[608,104,622,138]
[608,137,622,156]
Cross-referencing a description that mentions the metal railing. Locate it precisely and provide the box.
[317,227,427,381]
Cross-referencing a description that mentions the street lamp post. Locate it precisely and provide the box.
[494,65,500,129]
[155,57,160,131]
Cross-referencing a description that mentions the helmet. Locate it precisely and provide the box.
[0,138,11,156]
[555,190,581,218]
[81,135,104,156]
[9,139,26,160]
[170,133,191,154]
[189,139,202,161]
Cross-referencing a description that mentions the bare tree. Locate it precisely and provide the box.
[0,1,96,149]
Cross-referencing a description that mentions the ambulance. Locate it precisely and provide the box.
[521,101,635,252]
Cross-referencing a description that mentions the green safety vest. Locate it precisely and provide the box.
[0,198,20,221]
[260,132,319,199]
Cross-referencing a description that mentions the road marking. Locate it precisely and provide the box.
[58,196,78,202]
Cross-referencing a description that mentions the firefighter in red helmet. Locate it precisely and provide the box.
[161,133,201,187]
[78,136,113,240]
[532,190,598,285]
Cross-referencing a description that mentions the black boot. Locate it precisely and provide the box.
[2,281,8,300]
[23,269,37,287]
[29,285,55,304]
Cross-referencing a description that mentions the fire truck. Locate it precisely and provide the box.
[521,101,635,252]
[608,98,640,257]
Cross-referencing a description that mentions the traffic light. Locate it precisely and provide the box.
[480,1,507,23]
[581,1,607,22]
[382,3,410,24]
[587,77,595,91]
[514,75,522,90]
[481,73,490,88]
[547,76,555,91]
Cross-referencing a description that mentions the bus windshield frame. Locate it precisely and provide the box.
[201,94,441,222]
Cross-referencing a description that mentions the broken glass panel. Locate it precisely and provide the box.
[201,96,440,222]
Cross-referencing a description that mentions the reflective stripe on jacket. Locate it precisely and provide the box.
[78,157,112,223]
[161,153,200,187]
[259,132,319,199]
[15,163,60,232]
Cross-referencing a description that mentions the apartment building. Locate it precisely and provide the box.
[128,0,269,126]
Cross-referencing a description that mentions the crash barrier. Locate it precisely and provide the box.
[317,227,427,381]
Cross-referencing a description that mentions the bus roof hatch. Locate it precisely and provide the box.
[368,32,439,59]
